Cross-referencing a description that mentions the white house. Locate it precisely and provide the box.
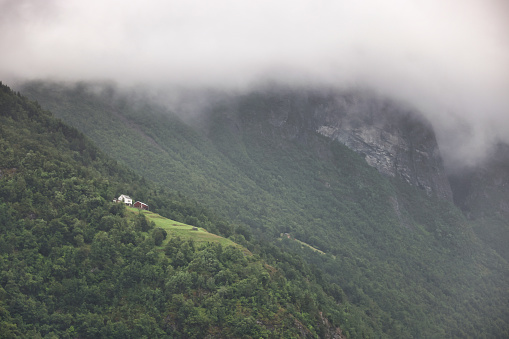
[117,194,133,206]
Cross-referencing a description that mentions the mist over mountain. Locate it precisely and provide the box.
[16,78,509,337]
[1,0,509,335]
[1,0,508,168]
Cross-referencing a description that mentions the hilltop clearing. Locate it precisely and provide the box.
[128,207,249,253]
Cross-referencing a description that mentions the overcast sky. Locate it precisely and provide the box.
[1,0,508,167]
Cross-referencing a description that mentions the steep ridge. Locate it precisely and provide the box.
[221,87,452,200]
[0,82,354,338]
[313,91,452,201]
[19,80,509,337]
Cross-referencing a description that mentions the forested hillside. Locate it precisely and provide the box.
[19,81,509,337]
[0,82,371,338]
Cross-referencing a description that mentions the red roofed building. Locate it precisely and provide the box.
[134,201,149,210]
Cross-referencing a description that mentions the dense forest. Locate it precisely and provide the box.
[5,80,509,337]
[0,82,378,338]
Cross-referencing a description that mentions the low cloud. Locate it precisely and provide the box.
[1,0,508,167]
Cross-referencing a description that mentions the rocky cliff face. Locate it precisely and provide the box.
[222,88,452,201]
[228,87,453,201]
[312,91,453,201]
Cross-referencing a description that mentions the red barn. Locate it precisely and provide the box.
[134,201,149,210]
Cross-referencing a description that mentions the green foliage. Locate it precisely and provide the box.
[152,227,167,245]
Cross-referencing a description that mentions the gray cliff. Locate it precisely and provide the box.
[312,91,453,200]
[236,87,453,201]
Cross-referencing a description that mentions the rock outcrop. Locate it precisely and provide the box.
[205,86,453,200]
[312,91,453,200]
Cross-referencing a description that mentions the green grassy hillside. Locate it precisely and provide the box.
[20,81,509,337]
[127,207,247,252]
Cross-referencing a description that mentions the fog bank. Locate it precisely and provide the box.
[1,0,508,167]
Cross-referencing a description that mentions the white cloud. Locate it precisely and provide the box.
[1,0,508,166]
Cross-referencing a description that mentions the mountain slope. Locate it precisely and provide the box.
[202,87,509,337]
[19,80,509,337]
[1,82,359,338]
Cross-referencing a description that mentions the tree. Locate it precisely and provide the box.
[153,228,167,246]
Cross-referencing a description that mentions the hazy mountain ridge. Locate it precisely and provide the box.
[206,87,453,200]
[17,80,509,337]
[201,86,509,260]
[315,94,452,201]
